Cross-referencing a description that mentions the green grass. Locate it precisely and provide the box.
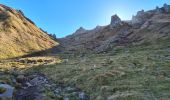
[25,38,170,99]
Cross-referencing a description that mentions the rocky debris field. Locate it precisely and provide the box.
[0,56,89,100]
[0,71,89,100]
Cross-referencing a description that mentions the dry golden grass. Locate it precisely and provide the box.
[0,5,59,59]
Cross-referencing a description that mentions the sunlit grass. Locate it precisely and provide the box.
[25,38,170,99]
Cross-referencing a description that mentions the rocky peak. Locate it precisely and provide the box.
[154,4,170,14]
[155,6,164,13]
[110,14,122,28]
[136,10,145,16]
[131,9,154,28]
[74,27,87,35]
[163,3,170,13]
[94,25,103,31]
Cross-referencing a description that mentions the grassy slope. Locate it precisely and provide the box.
[0,6,58,59]
[27,37,170,100]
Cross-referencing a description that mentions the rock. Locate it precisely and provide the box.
[64,97,69,100]
[64,87,76,92]
[155,6,164,13]
[14,82,22,89]
[11,76,17,83]
[140,20,152,29]
[78,92,89,100]
[131,10,153,28]
[107,91,137,100]
[74,27,87,35]
[14,86,43,100]
[110,14,122,28]
[92,25,105,33]
[163,3,170,13]
[30,76,48,86]
[16,75,27,83]
[0,84,14,99]
[137,9,145,16]
[14,74,90,100]
[54,87,62,94]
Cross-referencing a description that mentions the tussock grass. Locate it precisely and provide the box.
[26,38,170,99]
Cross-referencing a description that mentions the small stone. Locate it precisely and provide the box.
[64,97,69,100]
[14,82,22,89]
[30,76,48,86]
[16,75,26,83]
[78,92,89,100]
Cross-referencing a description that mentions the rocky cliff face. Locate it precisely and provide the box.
[60,4,170,53]
[131,3,170,28]
[0,4,58,59]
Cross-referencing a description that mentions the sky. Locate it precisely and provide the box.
[0,0,170,38]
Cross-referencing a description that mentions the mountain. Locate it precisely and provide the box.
[0,4,58,59]
[60,4,170,53]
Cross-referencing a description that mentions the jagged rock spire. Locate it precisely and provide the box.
[110,14,122,28]
[76,27,86,32]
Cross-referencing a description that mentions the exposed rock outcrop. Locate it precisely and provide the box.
[110,14,122,28]
[59,4,170,53]
[155,6,164,13]
[131,3,170,28]
[163,3,170,13]
[131,10,154,28]
[73,27,87,35]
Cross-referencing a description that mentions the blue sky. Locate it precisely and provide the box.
[1,0,170,38]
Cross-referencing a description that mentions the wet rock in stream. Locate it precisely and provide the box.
[14,73,89,100]
[0,84,14,99]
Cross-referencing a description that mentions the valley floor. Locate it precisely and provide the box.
[0,38,170,100]
[29,38,170,100]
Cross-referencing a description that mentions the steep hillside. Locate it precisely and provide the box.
[0,4,58,59]
[60,4,170,53]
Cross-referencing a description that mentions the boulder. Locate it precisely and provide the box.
[16,75,27,83]
[0,84,14,99]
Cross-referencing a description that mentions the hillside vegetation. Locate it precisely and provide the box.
[0,4,58,59]
[28,37,170,100]
[0,3,170,100]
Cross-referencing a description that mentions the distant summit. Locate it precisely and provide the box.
[131,3,170,28]
[73,27,87,35]
[59,3,170,53]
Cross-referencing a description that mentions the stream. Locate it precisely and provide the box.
[0,73,89,100]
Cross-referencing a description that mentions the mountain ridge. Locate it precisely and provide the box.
[59,3,170,53]
[0,4,58,59]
